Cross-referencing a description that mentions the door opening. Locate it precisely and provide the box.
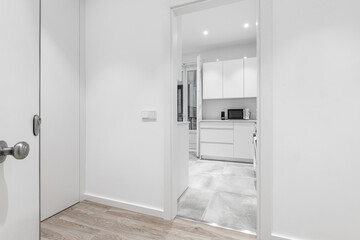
[169,0,260,236]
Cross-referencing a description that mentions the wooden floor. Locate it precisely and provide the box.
[41,201,256,240]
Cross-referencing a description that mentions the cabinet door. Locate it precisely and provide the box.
[234,123,255,159]
[203,62,222,99]
[223,59,244,98]
[244,57,257,97]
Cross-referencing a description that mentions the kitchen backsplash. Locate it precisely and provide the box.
[203,98,257,120]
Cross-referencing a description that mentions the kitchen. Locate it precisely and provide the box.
[175,0,258,234]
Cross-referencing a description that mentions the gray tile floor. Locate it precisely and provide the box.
[177,152,257,233]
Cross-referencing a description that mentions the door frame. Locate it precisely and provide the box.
[165,1,273,239]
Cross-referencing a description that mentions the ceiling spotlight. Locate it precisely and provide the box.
[244,23,250,28]
[256,21,258,26]
[244,56,247,59]
[203,30,209,36]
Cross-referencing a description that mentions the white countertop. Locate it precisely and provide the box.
[200,119,257,123]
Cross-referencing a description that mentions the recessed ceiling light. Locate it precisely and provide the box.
[244,56,247,59]
[256,21,258,26]
[203,30,209,36]
[244,23,249,28]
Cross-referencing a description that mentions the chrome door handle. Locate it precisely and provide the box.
[0,140,30,164]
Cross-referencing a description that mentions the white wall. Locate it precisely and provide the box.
[269,0,360,239]
[183,42,256,63]
[41,0,80,220]
[171,0,245,15]
[203,98,257,120]
[79,0,87,202]
[85,0,170,215]
[171,0,196,7]
[83,2,360,239]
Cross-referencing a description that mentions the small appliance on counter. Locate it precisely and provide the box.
[228,108,251,120]
[221,111,225,120]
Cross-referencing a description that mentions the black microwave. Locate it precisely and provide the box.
[228,109,250,120]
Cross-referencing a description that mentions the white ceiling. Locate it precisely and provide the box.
[181,0,257,54]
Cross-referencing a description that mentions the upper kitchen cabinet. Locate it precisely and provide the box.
[203,61,223,99]
[203,57,257,100]
[223,59,244,98]
[244,57,257,97]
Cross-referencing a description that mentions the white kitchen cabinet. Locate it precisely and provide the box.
[234,122,255,159]
[203,61,222,99]
[201,142,234,158]
[200,121,234,158]
[244,57,257,97]
[200,121,256,161]
[223,59,244,98]
[200,129,234,144]
[203,58,257,99]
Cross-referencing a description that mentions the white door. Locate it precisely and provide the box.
[202,61,222,99]
[196,55,202,157]
[223,59,244,98]
[244,57,257,97]
[0,1,40,239]
[41,0,80,220]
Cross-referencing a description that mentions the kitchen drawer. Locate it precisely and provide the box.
[200,129,233,143]
[200,121,233,129]
[201,143,234,158]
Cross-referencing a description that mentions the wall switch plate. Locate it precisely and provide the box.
[141,110,157,121]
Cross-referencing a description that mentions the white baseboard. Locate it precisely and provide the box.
[272,234,292,240]
[83,193,164,218]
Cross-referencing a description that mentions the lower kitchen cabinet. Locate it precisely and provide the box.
[234,122,255,159]
[200,142,234,158]
[199,121,256,161]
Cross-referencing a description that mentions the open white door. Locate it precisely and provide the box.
[196,55,202,157]
[40,0,80,221]
[0,1,40,239]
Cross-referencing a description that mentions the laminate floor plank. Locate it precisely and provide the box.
[41,201,256,240]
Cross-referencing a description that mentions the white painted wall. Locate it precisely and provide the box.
[183,42,256,63]
[171,0,196,7]
[41,0,80,220]
[85,0,170,215]
[79,0,87,201]
[171,0,245,15]
[203,98,257,120]
[269,0,360,239]
[82,2,360,239]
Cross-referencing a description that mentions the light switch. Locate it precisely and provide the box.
[141,110,157,121]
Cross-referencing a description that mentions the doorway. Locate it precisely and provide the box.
[171,0,259,235]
